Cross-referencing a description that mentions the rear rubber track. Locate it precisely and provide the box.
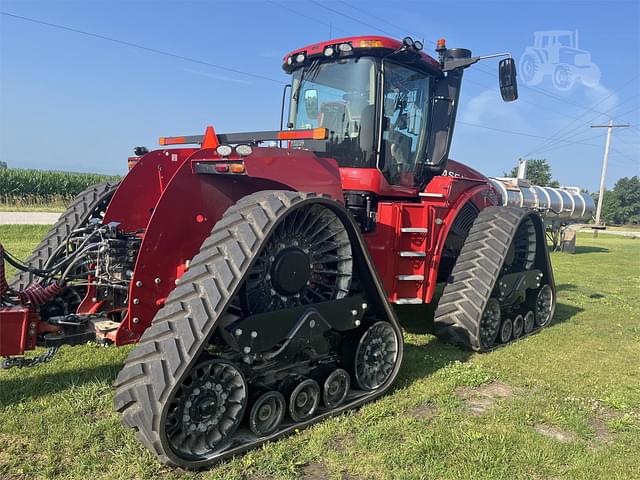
[113,190,403,468]
[9,181,119,289]
[433,206,551,351]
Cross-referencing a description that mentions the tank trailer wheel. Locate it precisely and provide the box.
[479,298,501,349]
[523,311,535,333]
[164,360,248,461]
[288,379,321,422]
[499,318,513,344]
[249,391,286,437]
[512,314,524,339]
[535,284,554,327]
[322,368,351,408]
[353,321,399,391]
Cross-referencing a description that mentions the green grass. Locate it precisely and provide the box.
[1,227,639,479]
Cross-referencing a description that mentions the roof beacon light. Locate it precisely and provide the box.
[338,43,353,53]
[216,145,232,157]
[323,46,335,57]
[235,144,253,156]
[436,38,447,51]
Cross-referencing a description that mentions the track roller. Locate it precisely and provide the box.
[499,318,513,344]
[288,379,320,422]
[523,311,535,334]
[322,369,350,408]
[512,314,524,339]
[249,391,286,437]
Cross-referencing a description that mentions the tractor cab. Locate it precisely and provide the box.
[283,36,518,199]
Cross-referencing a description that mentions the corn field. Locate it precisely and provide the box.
[0,168,120,208]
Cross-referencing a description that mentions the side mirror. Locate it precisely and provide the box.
[303,89,319,119]
[499,58,518,102]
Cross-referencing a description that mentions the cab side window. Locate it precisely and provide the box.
[381,62,431,187]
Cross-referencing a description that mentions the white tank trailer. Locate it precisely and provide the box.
[489,177,595,221]
[488,177,596,249]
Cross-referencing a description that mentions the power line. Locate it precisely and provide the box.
[267,0,350,37]
[0,11,286,85]
[307,0,397,38]
[521,75,640,156]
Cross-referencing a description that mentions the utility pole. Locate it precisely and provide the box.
[590,120,629,237]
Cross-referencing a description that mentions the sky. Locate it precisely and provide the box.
[0,0,639,191]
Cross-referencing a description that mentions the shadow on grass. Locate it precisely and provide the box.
[0,361,121,408]
[573,245,609,254]
[392,299,584,388]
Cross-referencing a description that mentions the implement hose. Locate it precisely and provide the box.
[0,242,64,306]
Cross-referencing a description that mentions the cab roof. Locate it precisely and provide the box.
[282,35,441,73]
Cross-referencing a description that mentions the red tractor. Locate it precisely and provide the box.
[0,36,554,468]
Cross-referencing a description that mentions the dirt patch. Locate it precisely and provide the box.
[589,417,613,443]
[331,432,356,454]
[534,424,577,443]
[456,381,514,415]
[301,462,330,479]
[407,403,437,420]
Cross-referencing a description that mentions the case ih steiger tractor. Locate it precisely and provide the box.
[0,36,556,468]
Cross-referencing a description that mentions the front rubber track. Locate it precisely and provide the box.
[113,190,403,469]
[433,206,554,352]
[9,181,119,290]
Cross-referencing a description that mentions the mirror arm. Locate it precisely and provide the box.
[442,56,480,72]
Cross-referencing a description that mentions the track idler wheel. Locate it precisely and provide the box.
[523,311,535,334]
[499,317,513,344]
[322,369,350,408]
[165,360,247,460]
[288,379,321,422]
[479,298,501,349]
[512,314,524,339]
[353,321,399,391]
[535,284,554,327]
[249,391,286,437]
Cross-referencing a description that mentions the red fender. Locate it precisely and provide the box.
[102,147,343,344]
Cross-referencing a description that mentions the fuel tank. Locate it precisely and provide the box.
[489,177,595,221]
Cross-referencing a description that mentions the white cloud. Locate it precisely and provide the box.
[460,89,524,126]
[583,82,620,117]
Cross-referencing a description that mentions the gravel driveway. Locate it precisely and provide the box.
[0,212,61,225]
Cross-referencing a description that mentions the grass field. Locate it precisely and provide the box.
[0,226,639,480]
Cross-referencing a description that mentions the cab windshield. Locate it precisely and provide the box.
[289,56,433,188]
[289,57,377,168]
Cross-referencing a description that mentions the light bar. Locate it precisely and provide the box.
[358,39,384,48]
[277,127,328,141]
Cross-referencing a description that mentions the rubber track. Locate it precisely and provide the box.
[9,181,119,290]
[113,190,347,468]
[433,206,541,352]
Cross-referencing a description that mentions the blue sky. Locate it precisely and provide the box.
[1,0,638,191]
